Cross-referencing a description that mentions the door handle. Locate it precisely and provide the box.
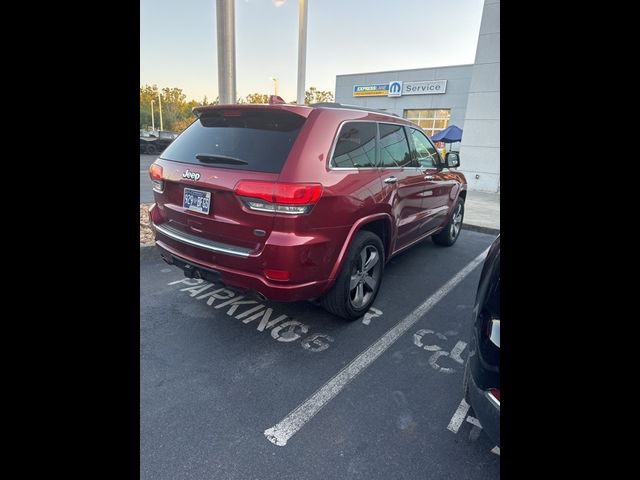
[384,176,398,184]
[424,175,434,180]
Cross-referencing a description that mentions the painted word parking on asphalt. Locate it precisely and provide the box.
[167,277,334,352]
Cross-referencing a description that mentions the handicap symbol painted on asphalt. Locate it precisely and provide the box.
[413,329,467,374]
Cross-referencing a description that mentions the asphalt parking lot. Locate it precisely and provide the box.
[141,154,157,203]
[140,228,500,479]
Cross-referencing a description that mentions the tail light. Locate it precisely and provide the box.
[149,163,164,192]
[488,388,500,408]
[234,180,323,215]
[489,388,500,401]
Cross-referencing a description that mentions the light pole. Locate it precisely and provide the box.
[150,100,155,131]
[158,92,163,131]
[296,0,308,105]
[216,0,237,104]
[269,77,279,96]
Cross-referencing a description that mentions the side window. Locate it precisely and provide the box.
[331,122,377,168]
[379,123,412,168]
[410,128,439,168]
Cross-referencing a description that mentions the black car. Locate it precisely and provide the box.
[464,234,500,446]
[140,131,178,155]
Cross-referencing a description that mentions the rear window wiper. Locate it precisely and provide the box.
[195,153,249,165]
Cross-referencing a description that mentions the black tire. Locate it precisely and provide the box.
[320,231,385,320]
[146,144,158,155]
[432,198,464,246]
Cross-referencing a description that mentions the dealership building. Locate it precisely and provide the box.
[334,0,500,192]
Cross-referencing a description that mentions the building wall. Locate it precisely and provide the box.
[459,0,500,192]
[334,65,473,132]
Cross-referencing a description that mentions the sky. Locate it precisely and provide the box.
[140,0,485,103]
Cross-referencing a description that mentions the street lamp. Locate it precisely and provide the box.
[158,92,163,131]
[150,100,155,131]
[269,77,279,96]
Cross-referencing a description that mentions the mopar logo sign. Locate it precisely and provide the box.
[388,81,403,97]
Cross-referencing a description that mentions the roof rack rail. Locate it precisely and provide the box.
[309,102,400,117]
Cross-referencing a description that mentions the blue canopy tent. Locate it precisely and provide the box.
[431,125,463,152]
[431,124,463,142]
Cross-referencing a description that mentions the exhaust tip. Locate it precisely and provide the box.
[254,291,267,302]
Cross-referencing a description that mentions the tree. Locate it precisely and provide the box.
[305,87,334,105]
[244,93,270,104]
[159,87,188,131]
[172,117,196,133]
[140,84,215,132]
[140,84,160,129]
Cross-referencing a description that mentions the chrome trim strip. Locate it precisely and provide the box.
[153,223,252,258]
[486,391,501,410]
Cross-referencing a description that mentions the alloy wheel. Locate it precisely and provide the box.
[451,203,463,238]
[349,245,380,309]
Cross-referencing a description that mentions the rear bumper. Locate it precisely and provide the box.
[468,372,500,447]
[148,201,347,301]
[154,240,330,302]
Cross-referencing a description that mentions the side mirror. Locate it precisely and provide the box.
[445,152,460,168]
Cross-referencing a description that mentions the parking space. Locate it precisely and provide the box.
[140,229,499,479]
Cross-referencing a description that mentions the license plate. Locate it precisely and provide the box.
[183,188,211,214]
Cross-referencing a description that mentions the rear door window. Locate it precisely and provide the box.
[160,109,306,173]
[379,123,414,168]
[330,122,377,168]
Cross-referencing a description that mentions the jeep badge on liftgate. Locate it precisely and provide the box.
[182,169,201,181]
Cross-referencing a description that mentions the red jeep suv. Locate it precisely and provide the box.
[148,102,467,319]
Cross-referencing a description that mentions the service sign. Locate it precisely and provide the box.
[401,80,447,95]
[353,84,389,96]
[353,79,448,97]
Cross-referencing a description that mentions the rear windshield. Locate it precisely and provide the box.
[160,109,306,173]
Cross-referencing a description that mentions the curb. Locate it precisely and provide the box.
[463,223,500,236]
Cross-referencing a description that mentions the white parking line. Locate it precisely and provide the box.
[447,398,471,434]
[466,415,482,428]
[263,248,489,446]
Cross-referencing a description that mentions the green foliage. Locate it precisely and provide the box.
[245,93,270,104]
[305,87,334,105]
[140,84,160,129]
[140,84,218,133]
[140,84,334,133]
